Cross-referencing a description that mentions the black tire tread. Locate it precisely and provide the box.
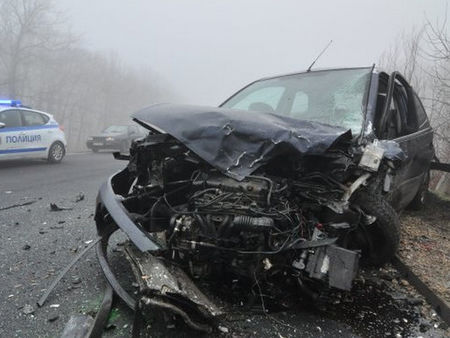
[351,190,400,266]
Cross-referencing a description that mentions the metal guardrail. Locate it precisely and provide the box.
[431,161,450,173]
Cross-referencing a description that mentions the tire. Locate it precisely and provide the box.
[48,141,65,163]
[408,171,430,210]
[92,148,99,153]
[347,190,400,267]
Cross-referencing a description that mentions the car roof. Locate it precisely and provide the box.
[105,125,139,128]
[254,66,375,82]
[0,106,53,118]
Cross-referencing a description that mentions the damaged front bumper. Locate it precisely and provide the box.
[95,171,225,331]
[95,170,360,331]
[95,171,160,252]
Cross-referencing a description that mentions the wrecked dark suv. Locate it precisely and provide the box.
[94,67,434,331]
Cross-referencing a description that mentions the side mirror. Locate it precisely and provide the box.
[0,122,5,129]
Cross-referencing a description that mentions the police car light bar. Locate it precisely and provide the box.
[0,99,22,107]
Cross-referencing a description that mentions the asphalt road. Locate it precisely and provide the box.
[0,153,446,337]
[0,153,129,337]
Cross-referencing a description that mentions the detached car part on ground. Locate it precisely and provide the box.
[94,67,434,332]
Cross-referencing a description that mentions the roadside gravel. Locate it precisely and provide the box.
[398,192,450,305]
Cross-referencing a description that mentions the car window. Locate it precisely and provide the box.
[291,91,308,114]
[0,109,22,128]
[222,68,372,134]
[374,73,389,138]
[384,96,403,139]
[22,111,48,126]
[378,74,421,140]
[103,125,128,133]
[391,78,419,137]
[229,86,285,112]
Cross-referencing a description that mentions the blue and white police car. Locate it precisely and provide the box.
[0,100,67,163]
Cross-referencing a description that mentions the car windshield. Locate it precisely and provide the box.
[103,125,128,133]
[221,68,372,134]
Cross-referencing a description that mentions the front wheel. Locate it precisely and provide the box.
[48,142,65,163]
[346,190,400,266]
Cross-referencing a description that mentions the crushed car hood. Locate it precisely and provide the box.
[132,104,353,180]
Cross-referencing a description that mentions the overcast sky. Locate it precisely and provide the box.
[58,0,448,105]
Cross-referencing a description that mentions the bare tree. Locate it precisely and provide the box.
[0,0,72,98]
[0,0,177,151]
[423,10,450,145]
[423,10,450,193]
[379,8,450,192]
[379,26,428,94]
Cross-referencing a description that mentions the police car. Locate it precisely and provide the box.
[0,100,67,163]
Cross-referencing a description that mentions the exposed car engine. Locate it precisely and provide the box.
[116,133,377,300]
[94,105,405,332]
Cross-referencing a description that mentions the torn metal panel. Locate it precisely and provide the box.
[96,177,161,252]
[0,200,36,211]
[132,104,353,181]
[96,232,136,309]
[37,237,101,308]
[140,296,213,332]
[125,244,223,318]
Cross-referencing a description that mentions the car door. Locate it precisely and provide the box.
[378,72,434,209]
[0,109,25,158]
[20,110,50,152]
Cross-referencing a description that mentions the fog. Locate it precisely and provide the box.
[1,0,448,152]
[58,0,446,105]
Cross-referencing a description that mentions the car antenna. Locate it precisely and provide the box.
[307,40,333,72]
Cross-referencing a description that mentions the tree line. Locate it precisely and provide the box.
[379,9,449,192]
[0,0,176,151]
